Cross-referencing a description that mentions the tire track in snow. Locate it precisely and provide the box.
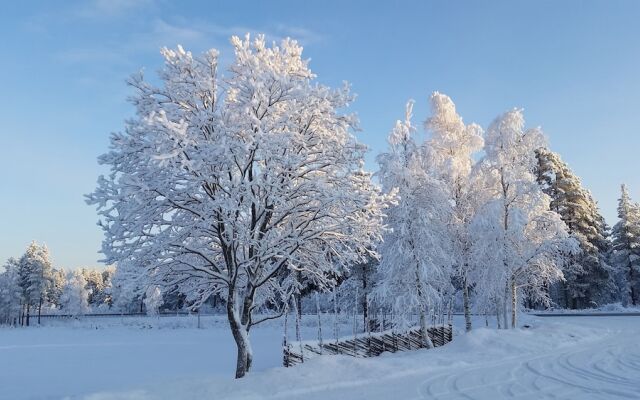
[417,334,640,400]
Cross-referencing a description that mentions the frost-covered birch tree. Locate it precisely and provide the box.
[375,101,452,346]
[424,92,483,331]
[471,109,575,328]
[87,35,388,378]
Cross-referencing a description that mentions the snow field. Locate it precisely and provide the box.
[2,314,639,399]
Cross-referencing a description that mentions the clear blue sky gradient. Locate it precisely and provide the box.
[2,0,639,269]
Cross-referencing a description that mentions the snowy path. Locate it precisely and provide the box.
[418,337,640,399]
[205,316,640,400]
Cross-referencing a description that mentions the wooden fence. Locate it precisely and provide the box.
[283,324,452,367]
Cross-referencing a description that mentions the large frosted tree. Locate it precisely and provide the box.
[375,100,452,346]
[471,109,575,328]
[536,148,615,308]
[611,184,640,306]
[87,35,388,378]
[424,92,484,331]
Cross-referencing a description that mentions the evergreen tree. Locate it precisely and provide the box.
[611,184,640,306]
[535,149,615,308]
[17,242,53,325]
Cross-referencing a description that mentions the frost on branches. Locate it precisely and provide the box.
[18,241,53,325]
[375,100,451,347]
[425,92,484,331]
[471,109,577,328]
[87,35,389,378]
[144,286,163,316]
[61,270,90,316]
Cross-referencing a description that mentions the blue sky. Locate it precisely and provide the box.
[2,0,639,269]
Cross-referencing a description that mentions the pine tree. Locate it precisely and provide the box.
[17,242,53,325]
[611,184,640,306]
[535,149,615,308]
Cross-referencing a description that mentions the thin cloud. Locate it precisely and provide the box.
[73,0,154,19]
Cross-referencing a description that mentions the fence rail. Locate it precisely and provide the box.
[283,324,453,367]
[36,311,201,319]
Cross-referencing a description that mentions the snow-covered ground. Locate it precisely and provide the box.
[2,314,639,400]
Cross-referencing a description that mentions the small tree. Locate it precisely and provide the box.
[61,270,90,316]
[0,258,23,325]
[87,35,389,378]
[17,242,53,325]
[144,285,163,316]
[46,268,67,309]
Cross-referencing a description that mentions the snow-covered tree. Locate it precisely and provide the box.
[0,258,23,325]
[471,109,575,328]
[611,184,640,306]
[80,268,113,309]
[17,242,53,325]
[536,148,615,308]
[61,270,90,316]
[110,261,145,313]
[144,285,163,316]
[424,92,484,331]
[87,35,389,378]
[46,268,66,309]
[375,100,452,346]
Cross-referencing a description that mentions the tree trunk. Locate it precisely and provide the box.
[38,296,42,325]
[415,261,433,348]
[362,267,368,330]
[26,304,30,327]
[419,308,434,349]
[462,275,472,332]
[629,266,637,306]
[295,293,302,320]
[502,284,508,329]
[511,277,517,329]
[227,293,252,379]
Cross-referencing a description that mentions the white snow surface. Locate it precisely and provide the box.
[2,315,639,400]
